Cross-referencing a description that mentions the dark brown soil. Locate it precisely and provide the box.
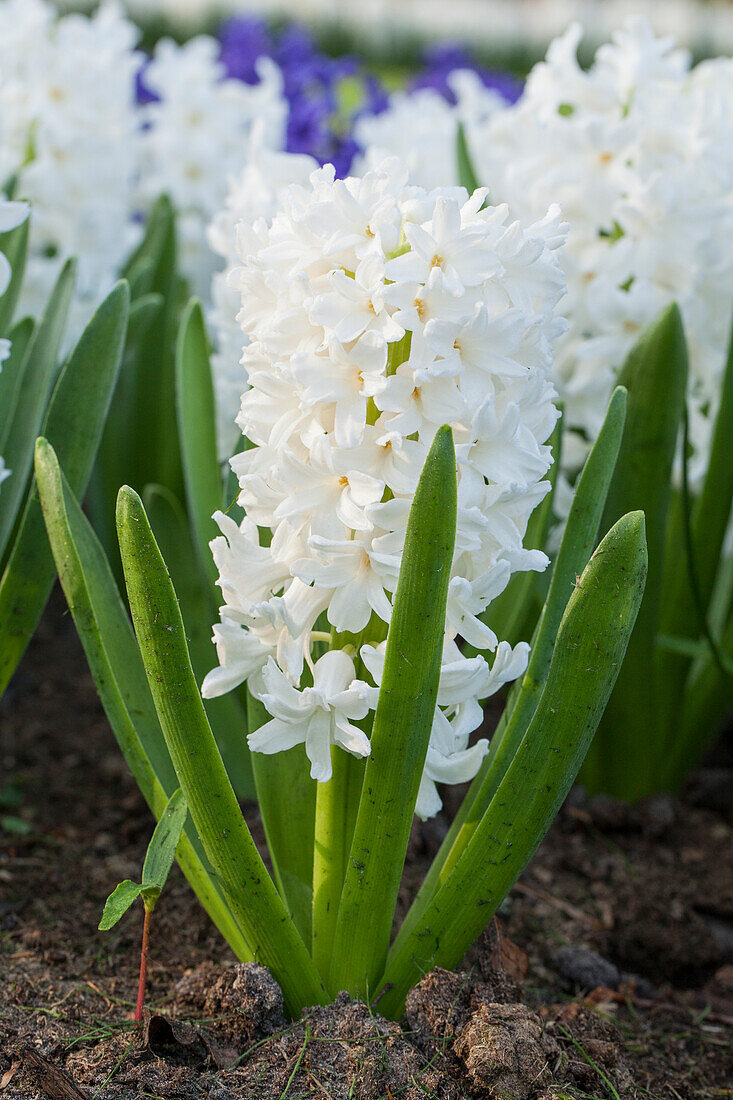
[1,593,732,1099]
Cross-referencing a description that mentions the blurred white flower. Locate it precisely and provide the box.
[0,0,141,340]
[356,19,733,484]
[139,36,287,302]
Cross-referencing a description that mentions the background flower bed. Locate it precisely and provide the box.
[1,3,733,1095]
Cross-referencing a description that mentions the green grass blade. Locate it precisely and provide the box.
[175,299,222,593]
[397,388,626,950]
[591,304,688,798]
[0,216,29,333]
[0,282,130,696]
[0,317,34,445]
[380,511,647,1018]
[0,259,75,564]
[328,425,457,999]
[117,486,328,1016]
[34,439,251,960]
[143,483,254,798]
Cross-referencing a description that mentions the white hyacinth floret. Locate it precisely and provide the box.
[202,158,567,818]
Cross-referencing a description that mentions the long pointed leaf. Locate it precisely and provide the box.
[379,510,647,1018]
[0,282,129,695]
[0,318,34,445]
[248,694,316,944]
[0,216,29,333]
[175,299,222,593]
[0,259,75,564]
[398,387,626,949]
[34,439,251,959]
[591,305,687,797]
[143,483,254,798]
[328,425,457,998]
[117,486,328,1016]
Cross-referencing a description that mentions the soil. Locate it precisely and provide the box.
[1,593,732,1099]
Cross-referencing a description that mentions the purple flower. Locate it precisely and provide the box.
[217,17,388,177]
[412,42,523,104]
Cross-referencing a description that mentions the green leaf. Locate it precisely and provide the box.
[0,215,29,333]
[0,317,34,445]
[34,439,252,962]
[401,387,626,945]
[656,310,733,783]
[142,787,187,899]
[456,123,480,194]
[328,425,457,998]
[0,281,130,697]
[0,259,75,565]
[379,510,647,1018]
[175,299,222,593]
[591,304,688,798]
[116,485,328,1016]
[142,483,254,799]
[248,692,316,947]
[99,880,143,931]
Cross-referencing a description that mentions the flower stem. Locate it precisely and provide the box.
[311,748,364,986]
[135,904,152,1023]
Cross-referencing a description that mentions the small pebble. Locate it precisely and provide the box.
[554,945,620,990]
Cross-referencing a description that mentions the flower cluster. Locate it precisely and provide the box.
[0,198,30,491]
[353,69,510,193]
[409,42,523,104]
[219,17,388,178]
[202,158,567,817]
[138,35,287,301]
[356,19,733,482]
[0,0,140,338]
[0,1,289,331]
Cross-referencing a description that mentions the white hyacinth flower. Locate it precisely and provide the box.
[0,0,141,343]
[355,19,733,485]
[205,157,566,817]
[138,36,288,304]
[249,652,372,782]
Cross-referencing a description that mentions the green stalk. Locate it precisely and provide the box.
[328,425,457,999]
[117,486,328,1017]
[248,691,317,944]
[395,387,626,953]
[379,511,647,1019]
[312,748,365,984]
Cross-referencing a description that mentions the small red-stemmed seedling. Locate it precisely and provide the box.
[99,789,187,1022]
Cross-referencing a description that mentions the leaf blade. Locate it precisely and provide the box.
[99,880,143,931]
[328,425,457,998]
[116,485,328,1016]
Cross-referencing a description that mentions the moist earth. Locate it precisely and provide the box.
[1,595,732,1098]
